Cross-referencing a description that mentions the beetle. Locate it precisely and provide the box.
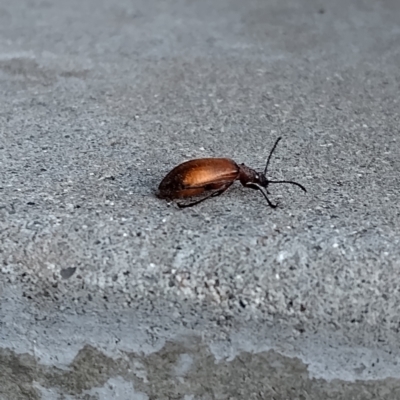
[157,137,306,208]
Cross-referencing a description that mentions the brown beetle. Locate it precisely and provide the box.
[157,137,306,208]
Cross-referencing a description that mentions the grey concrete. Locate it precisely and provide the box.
[1,0,400,398]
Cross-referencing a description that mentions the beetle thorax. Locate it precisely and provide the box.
[238,164,267,187]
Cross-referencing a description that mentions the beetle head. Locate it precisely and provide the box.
[240,137,307,208]
[239,137,281,188]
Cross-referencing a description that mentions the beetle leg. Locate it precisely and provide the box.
[244,182,278,208]
[177,182,234,208]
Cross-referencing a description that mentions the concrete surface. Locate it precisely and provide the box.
[1,0,400,398]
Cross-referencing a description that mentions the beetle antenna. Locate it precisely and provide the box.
[268,180,307,192]
[264,137,282,176]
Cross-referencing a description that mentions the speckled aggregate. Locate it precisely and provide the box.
[1,0,400,397]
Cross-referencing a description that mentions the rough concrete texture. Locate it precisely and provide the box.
[1,0,400,398]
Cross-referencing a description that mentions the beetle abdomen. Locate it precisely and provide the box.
[158,158,239,199]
